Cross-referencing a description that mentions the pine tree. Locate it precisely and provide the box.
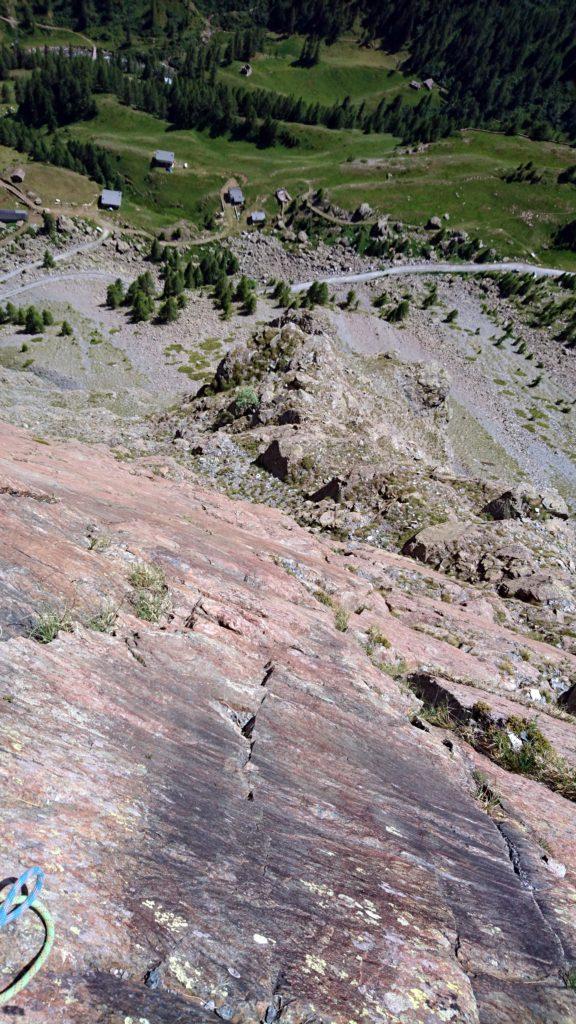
[243,292,257,315]
[158,296,179,323]
[234,275,253,303]
[25,306,44,334]
[131,290,154,322]
[150,237,162,262]
[106,279,125,309]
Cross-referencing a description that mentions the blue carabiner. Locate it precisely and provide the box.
[0,868,44,929]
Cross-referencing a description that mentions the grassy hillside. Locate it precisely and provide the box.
[220,35,424,111]
[0,144,98,206]
[68,96,398,231]
[331,131,576,265]
[66,95,576,267]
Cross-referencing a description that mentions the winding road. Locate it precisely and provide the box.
[291,261,574,292]
[0,230,111,288]
[0,269,131,301]
[1,249,574,303]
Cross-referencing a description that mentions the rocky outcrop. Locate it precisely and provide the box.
[163,316,464,547]
[483,486,570,522]
[254,438,290,481]
[403,518,576,642]
[56,213,74,234]
[2,422,576,1022]
[499,573,575,609]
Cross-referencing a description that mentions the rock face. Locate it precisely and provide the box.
[1,423,576,1023]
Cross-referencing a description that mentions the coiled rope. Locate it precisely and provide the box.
[0,868,54,1006]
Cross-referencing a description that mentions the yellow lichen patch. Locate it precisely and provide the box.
[408,987,429,1008]
[142,899,188,933]
[301,880,335,898]
[167,956,202,991]
[303,954,327,975]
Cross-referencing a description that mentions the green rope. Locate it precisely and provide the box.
[0,895,54,1007]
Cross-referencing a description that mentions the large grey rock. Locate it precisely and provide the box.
[56,214,74,234]
[483,486,569,522]
[498,574,575,608]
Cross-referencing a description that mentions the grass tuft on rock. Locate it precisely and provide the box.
[29,607,73,644]
[127,561,171,623]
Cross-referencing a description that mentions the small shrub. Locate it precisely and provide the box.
[473,770,502,814]
[235,386,259,415]
[88,533,111,551]
[60,320,73,336]
[130,589,170,623]
[128,561,170,623]
[563,968,576,990]
[314,589,334,608]
[420,701,454,728]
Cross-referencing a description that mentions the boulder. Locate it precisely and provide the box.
[558,682,576,714]
[498,574,574,609]
[56,214,74,234]
[372,217,390,238]
[276,408,301,425]
[426,215,442,230]
[479,542,535,582]
[309,477,343,503]
[402,521,471,572]
[354,202,373,221]
[297,230,308,244]
[483,486,569,522]
[254,439,289,481]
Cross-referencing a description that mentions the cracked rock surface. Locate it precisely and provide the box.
[0,423,575,1023]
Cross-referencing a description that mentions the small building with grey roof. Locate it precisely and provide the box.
[153,150,175,171]
[99,188,122,210]
[0,209,28,223]
[228,186,245,205]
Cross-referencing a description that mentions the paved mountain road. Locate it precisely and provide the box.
[291,261,574,292]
